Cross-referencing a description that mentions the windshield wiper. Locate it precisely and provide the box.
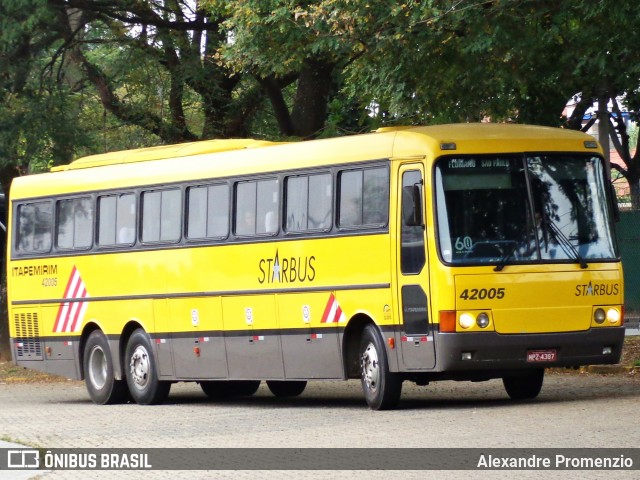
[544,219,588,269]
[494,240,521,272]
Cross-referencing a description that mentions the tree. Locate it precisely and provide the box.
[0,0,91,360]
[48,0,253,141]
[316,0,640,202]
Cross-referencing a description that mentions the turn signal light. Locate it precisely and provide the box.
[439,311,456,332]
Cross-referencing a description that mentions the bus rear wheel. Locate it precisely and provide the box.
[83,330,128,405]
[200,380,261,399]
[266,380,307,397]
[125,329,171,405]
[359,324,402,410]
[503,369,544,400]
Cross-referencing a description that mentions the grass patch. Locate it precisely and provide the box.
[0,362,70,383]
[620,337,640,368]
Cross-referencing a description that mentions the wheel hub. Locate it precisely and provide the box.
[361,342,380,393]
[130,345,150,390]
[88,346,107,390]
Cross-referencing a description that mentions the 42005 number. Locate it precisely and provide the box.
[459,287,505,300]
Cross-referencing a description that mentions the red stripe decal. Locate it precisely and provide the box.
[53,266,78,331]
[321,293,335,323]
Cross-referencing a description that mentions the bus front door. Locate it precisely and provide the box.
[396,165,435,369]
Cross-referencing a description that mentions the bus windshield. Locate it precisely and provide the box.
[435,154,618,266]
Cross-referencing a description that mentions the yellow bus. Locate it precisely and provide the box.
[7,124,625,410]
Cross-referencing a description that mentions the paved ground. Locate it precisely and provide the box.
[0,373,639,479]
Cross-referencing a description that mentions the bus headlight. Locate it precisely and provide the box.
[476,312,490,329]
[606,308,621,324]
[594,308,606,324]
[459,313,475,329]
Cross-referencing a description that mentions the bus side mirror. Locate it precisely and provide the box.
[402,184,424,227]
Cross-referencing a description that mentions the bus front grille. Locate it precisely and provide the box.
[13,312,43,360]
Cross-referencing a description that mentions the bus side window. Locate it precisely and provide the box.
[16,202,52,253]
[235,178,278,236]
[98,193,136,246]
[235,181,257,236]
[309,174,332,230]
[401,170,426,274]
[285,173,332,232]
[257,179,279,235]
[286,176,307,231]
[56,197,93,250]
[117,194,137,244]
[186,184,229,240]
[338,170,363,226]
[338,167,389,228]
[141,188,181,243]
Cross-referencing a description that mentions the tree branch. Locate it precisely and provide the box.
[49,0,210,31]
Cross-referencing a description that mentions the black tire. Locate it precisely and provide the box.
[503,369,545,400]
[359,324,402,410]
[266,380,307,397]
[200,380,261,399]
[83,330,128,405]
[124,329,171,405]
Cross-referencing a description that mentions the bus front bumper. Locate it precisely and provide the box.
[434,327,626,372]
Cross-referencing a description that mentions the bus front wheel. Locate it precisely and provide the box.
[125,329,171,405]
[359,324,402,410]
[83,330,128,405]
[503,369,544,400]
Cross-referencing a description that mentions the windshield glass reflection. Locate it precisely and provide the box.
[435,154,617,266]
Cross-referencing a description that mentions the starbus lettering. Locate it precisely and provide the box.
[258,250,316,284]
[574,281,619,297]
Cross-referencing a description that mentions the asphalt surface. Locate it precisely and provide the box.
[0,372,639,479]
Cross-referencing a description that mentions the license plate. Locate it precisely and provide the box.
[527,349,557,362]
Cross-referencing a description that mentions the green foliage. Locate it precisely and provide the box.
[0,0,90,180]
[2,0,640,171]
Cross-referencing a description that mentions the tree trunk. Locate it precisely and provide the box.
[290,60,335,138]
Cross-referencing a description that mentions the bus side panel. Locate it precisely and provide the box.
[10,305,80,379]
[222,294,284,379]
[277,292,342,379]
[167,297,228,379]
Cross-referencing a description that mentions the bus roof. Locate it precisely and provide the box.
[51,138,281,172]
[13,124,601,199]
